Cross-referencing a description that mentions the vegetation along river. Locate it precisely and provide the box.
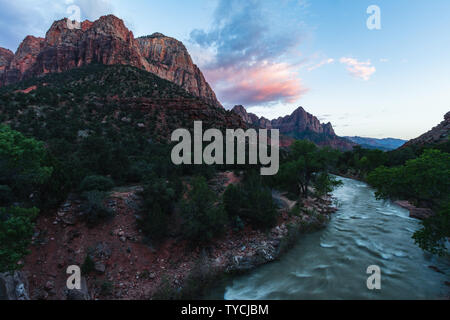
[207,176,450,300]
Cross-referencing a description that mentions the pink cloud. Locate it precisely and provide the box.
[340,57,376,81]
[204,61,307,106]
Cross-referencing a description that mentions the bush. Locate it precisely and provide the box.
[180,177,227,244]
[79,175,114,192]
[80,191,113,227]
[0,185,13,207]
[223,184,241,218]
[224,172,278,230]
[0,206,39,272]
[81,255,95,274]
[138,178,177,242]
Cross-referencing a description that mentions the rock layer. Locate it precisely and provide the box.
[0,15,221,107]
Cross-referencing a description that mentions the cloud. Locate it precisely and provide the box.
[205,61,308,106]
[0,0,113,51]
[308,58,335,71]
[189,0,308,106]
[340,57,376,81]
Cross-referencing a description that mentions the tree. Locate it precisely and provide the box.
[368,149,450,254]
[79,175,114,192]
[276,140,337,199]
[139,178,177,242]
[0,207,39,272]
[180,177,227,244]
[0,125,53,205]
[413,204,450,256]
[313,172,343,198]
[367,149,450,208]
[223,184,241,218]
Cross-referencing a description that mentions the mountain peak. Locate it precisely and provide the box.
[231,105,353,150]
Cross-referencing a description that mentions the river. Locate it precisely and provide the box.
[207,176,450,300]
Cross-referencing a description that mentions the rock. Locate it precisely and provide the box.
[410,207,434,220]
[94,243,112,260]
[403,111,450,148]
[232,105,355,150]
[395,201,434,220]
[137,33,221,107]
[94,262,106,274]
[0,271,30,300]
[44,280,55,291]
[66,277,90,300]
[0,15,221,108]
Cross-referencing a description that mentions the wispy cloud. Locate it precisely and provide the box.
[340,57,376,81]
[308,58,335,71]
[190,0,308,107]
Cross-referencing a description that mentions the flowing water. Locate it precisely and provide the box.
[207,176,450,300]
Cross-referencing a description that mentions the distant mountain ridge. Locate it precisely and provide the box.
[0,15,221,107]
[232,105,355,150]
[344,136,407,151]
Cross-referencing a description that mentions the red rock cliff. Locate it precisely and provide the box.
[0,15,221,107]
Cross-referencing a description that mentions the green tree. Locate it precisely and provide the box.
[223,184,242,218]
[313,173,343,198]
[139,178,177,242]
[0,207,39,272]
[180,177,227,244]
[368,149,450,254]
[0,125,53,204]
[276,140,337,199]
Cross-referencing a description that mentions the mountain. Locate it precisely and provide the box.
[344,136,406,151]
[402,111,450,149]
[232,105,355,150]
[0,15,221,108]
[0,64,245,145]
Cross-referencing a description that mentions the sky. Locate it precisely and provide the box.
[0,0,449,140]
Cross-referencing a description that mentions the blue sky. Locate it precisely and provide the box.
[1,0,449,139]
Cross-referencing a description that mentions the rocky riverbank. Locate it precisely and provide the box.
[17,172,338,300]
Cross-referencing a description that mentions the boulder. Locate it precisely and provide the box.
[0,271,30,300]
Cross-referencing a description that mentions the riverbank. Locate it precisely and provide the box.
[20,171,338,300]
[205,176,450,300]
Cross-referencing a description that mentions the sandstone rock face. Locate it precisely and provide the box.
[402,111,450,148]
[2,36,45,86]
[0,48,14,85]
[0,15,221,107]
[232,105,354,150]
[137,34,220,107]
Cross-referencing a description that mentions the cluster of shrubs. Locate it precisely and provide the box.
[138,170,278,246]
